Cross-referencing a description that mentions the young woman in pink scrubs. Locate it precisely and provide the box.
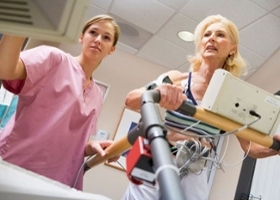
[0,14,120,190]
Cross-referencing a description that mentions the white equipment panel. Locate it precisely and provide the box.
[0,158,111,200]
[200,69,280,136]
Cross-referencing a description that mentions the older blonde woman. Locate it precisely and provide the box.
[122,14,279,200]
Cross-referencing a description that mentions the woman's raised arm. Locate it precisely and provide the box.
[0,35,27,80]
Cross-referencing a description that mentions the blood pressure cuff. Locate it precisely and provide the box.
[145,75,173,90]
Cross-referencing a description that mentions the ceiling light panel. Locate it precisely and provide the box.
[90,0,113,10]
[239,14,280,58]
[139,36,190,69]
[157,13,196,53]
[109,0,175,33]
[180,0,267,29]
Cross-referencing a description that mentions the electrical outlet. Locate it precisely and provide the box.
[94,130,109,141]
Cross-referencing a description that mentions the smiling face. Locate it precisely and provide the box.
[200,22,236,63]
[79,20,116,61]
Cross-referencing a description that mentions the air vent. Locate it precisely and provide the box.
[0,0,32,25]
[0,0,91,43]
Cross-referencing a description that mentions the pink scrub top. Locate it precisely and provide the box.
[0,45,103,190]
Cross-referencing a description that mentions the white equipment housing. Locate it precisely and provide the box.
[0,158,111,200]
[0,0,90,43]
[200,69,280,136]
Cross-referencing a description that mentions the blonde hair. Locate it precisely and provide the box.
[82,14,121,47]
[187,15,247,77]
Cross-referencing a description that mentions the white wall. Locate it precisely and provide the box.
[209,135,244,200]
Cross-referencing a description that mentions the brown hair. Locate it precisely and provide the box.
[82,14,121,47]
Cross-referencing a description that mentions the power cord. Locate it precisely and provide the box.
[167,110,261,175]
[73,155,127,188]
[165,110,262,139]
[117,160,126,171]
[72,156,89,188]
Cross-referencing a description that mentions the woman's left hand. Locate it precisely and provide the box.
[85,140,120,162]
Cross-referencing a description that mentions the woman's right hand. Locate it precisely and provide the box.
[155,84,186,110]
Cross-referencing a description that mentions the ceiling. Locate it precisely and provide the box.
[86,0,280,80]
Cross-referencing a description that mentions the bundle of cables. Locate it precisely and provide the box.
[165,109,261,179]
